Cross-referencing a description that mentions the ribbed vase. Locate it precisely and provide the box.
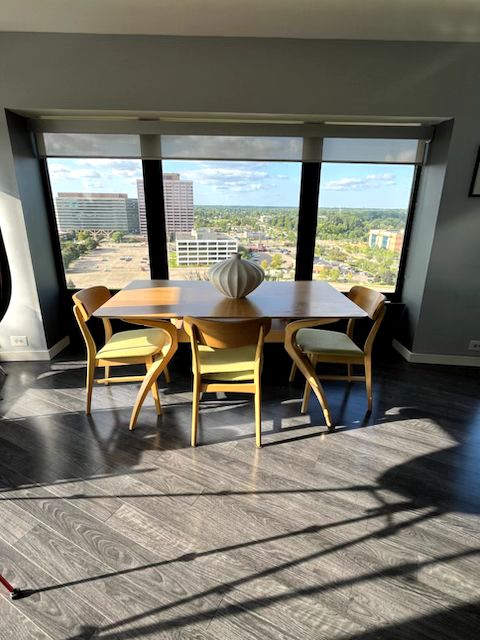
[209,253,264,299]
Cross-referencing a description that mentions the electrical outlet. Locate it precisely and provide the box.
[468,340,480,351]
[10,335,28,347]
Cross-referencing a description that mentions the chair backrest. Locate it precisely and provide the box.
[72,286,111,321]
[346,286,387,355]
[72,286,112,357]
[183,316,271,379]
[183,317,271,349]
[348,286,386,321]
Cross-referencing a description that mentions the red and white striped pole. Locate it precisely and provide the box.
[0,574,23,599]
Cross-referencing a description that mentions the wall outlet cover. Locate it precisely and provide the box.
[10,336,29,347]
[468,340,480,351]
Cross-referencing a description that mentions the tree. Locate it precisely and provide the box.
[238,244,252,259]
[84,237,98,251]
[270,254,283,269]
[330,268,340,282]
[111,231,125,243]
[76,230,91,241]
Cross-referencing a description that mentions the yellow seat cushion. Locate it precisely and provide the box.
[197,344,256,382]
[96,328,170,360]
[296,329,363,357]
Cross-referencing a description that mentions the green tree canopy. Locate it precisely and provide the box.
[270,254,283,269]
[111,231,125,243]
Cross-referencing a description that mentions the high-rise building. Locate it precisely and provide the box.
[126,198,140,233]
[137,173,194,236]
[55,192,129,231]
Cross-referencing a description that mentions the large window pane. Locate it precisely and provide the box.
[161,160,302,281]
[47,158,149,289]
[314,163,415,292]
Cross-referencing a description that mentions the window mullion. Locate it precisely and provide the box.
[142,159,169,279]
[394,165,422,300]
[295,162,321,281]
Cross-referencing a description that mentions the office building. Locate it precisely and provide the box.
[137,173,194,236]
[176,230,238,265]
[126,198,140,234]
[368,229,404,252]
[55,192,129,231]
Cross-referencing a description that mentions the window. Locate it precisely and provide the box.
[46,158,149,289]
[161,160,302,281]
[313,163,416,292]
[40,128,428,294]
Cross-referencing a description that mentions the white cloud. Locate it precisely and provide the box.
[69,169,103,179]
[76,159,140,169]
[82,178,105,191]
[324,173,397,191]
[181,164,271,193]
[48,158,142,189]
[47,162,71,177]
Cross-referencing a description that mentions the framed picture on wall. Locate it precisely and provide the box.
[469,147,480,196]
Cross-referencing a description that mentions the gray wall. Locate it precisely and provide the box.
[0,33,479,357]
[6,111,66,348]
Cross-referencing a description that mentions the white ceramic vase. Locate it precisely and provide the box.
[209,252,264,299]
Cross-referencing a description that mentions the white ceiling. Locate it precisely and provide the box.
[1,0,480,42]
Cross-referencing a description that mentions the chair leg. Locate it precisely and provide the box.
[129,358,167,430]
[163,365,171,384]
[254,388,262,448]
[86,357,96,415]
[151,381,161,415]
[365,357,373,411]
[104,365,110,385]
[288,361,297,382]
[301,354,316,414]
[347,364,352,381]
[146,359,162,415]
[301,379,312,414]
[191,375,201,447]
[293,352,332,428]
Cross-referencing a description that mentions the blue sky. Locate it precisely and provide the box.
[47,158,414,209]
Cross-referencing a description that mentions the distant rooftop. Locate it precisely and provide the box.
[57,192,128,199]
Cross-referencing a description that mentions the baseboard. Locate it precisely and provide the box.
[0,335,70,362]
[392,339,480,367]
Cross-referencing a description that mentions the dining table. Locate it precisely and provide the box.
[94,279,367,426]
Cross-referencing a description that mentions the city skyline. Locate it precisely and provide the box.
[47,158,414,209]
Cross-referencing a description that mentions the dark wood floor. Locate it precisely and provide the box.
[0,345,479,639]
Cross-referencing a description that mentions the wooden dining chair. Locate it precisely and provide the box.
[285,286,386,425]
[73,286,177,430]
[183,316,271,448]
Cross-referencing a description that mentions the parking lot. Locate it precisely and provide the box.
[66,241,150,289]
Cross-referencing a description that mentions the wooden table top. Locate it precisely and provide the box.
[94,280,367,320]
